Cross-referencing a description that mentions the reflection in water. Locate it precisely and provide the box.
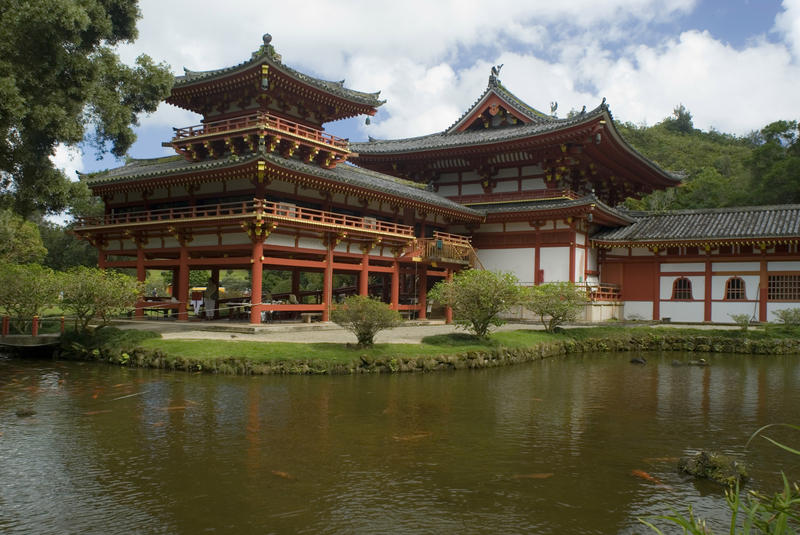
[1,352,799,534]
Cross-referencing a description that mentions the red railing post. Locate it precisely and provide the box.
[2,316,8,336]
[32,315,39,337]
[60,316,65,334]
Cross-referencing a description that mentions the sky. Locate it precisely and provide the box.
[55,0,800,179]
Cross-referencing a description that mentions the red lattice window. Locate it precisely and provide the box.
[725,277,746,300]
[768,275,800,301]
[672,277,692,300]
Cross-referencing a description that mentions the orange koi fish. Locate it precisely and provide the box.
[271,470,294,480]
[631,469,667,487]
[84,410,112,416]
[392,432,432,441]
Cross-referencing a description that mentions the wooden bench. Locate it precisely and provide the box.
[300,312,323,323]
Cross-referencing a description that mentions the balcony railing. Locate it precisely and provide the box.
[172,112,349,149]
[580,283,621,302]
[256,200,414,237]
[74,199,415,238]
[447,188,580,206]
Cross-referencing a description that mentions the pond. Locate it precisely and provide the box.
[1,351,799,534]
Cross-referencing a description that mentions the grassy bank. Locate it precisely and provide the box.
[54,324,800,375]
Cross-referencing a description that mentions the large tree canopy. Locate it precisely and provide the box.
[0,0,173,215]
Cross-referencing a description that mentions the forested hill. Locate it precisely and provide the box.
[615,106,800,211]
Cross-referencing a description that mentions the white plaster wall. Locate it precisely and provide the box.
[711,275,760,300]
[767,302,800,321]
[607,248,628,256]
[624,301,653,320]
[495,167,519,179]
[334,243,349,253]
[661,262,704,273]
[712,261,759,272]
[494,180,518,193]
[769,261,800,271]
[521,165,542,175]
[226,178,251,191]
[297,237,325,251]
[575,249,586,282]
[660,301,704,323]
[631,248,651,256]
[128,191,143,202]
[540,247,570,282]
[171,186,188,197]
[520,178,546,190]
[440,172,459,181]
[660,275,704,300]
[576,232,585,246]
[221,233,252,246]
[119,240,136,251]
[504,222,530,232]
[461,183,483,195]
[476,248,535,283]
[162,237,180,249]
[712,302,758,323]
[438,185,459,197]
[554,220,571,230]
[193,234,218,247]
[331,193,347,205]
[266,233,295,247]
[197,181,223,194]
[587,248,598,271]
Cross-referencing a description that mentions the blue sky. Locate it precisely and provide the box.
[57,0,800,178]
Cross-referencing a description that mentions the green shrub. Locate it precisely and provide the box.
[427,270,522,338]
[729,313,752,331]
[330,295,401,347]
[521,282,588,333]
[773,308,800,326]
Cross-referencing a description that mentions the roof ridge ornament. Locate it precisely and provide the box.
[489,64,503,86]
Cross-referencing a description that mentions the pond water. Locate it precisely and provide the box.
[1,351,799,534]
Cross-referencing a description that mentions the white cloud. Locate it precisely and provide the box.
[94,0,800,170]
[50,145,83,181]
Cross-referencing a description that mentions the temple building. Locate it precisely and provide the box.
[74,36,800,324]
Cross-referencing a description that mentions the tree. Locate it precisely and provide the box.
[61,266,141,332]
[662,104,695,134]
[521,282,588,333]
[427,269,522,338]
[330,295,402,347]
[0,209,47,263]
[0,0,173,215]
[746,120,800,205]
[0,262,60,333]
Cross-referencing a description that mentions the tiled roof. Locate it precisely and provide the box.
[82,152,480,218]
[592,205,800,243]
[174,41,383,108]
[477,194,634,222]
[351,102,607,155]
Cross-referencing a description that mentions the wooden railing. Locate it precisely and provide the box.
[75,200,256,226]
[446,188,580,205]
[580,283,621,302]
[412,233,476,266]
[74,199,415,238]
[172,112,349,149]
[256,200,415,237]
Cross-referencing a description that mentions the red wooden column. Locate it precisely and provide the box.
[98,250,107,270]
[135,247,146,318]
[322,245,333,321]
[390,259,400,310]
[359,249,370,296]
[533,223,541,284]
[445,269,453,324]
[652,259,660,321]
[417,266,428,319]
[568,220,576,283]
[759,259,768,322]
[704,259,712,322]
[291,269,301,299]
[177,245,189,320]
[250,240,264,324]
